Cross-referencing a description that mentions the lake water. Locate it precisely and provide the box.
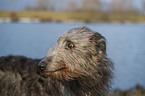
[0,22,145,90]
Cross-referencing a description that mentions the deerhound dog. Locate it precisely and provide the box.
[0,26,113,96]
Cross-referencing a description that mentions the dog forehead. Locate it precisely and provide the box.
[58,33,90,44]
[62,28,94,39]
[57,26,97,43]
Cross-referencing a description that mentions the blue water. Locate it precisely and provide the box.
[0,22,145,90]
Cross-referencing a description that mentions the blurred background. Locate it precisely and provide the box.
[0,0,145,22]
[0,0,145,96]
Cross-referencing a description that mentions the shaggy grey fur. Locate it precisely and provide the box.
[0,26,113,96]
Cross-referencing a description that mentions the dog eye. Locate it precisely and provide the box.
[66,42,74,49]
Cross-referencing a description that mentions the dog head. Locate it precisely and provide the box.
[38,26,113,81]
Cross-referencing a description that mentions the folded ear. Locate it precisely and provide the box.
[90,32,106,55]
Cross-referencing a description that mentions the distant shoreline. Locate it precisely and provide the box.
[1,18,145,24]
[0,17,145,24]
[0,11,145,24]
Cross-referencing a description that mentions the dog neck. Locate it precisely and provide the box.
[60,76,105,96]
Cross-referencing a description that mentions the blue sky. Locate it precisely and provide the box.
[0,0,36,10]
[0,0,144,11]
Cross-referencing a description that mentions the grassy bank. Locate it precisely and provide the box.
[110,85,145,96]
[0,10,145,23]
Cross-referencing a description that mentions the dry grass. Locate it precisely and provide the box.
[0,10,145,23]
[109,85,145,96]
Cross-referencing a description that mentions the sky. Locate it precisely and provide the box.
[0,0,144,11]
[0,0,36,10]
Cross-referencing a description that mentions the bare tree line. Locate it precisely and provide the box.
[28,0,144,15]
[66,0,143,14]
[2,0,145,15]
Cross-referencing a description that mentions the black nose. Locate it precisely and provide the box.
[38,60,47,71]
